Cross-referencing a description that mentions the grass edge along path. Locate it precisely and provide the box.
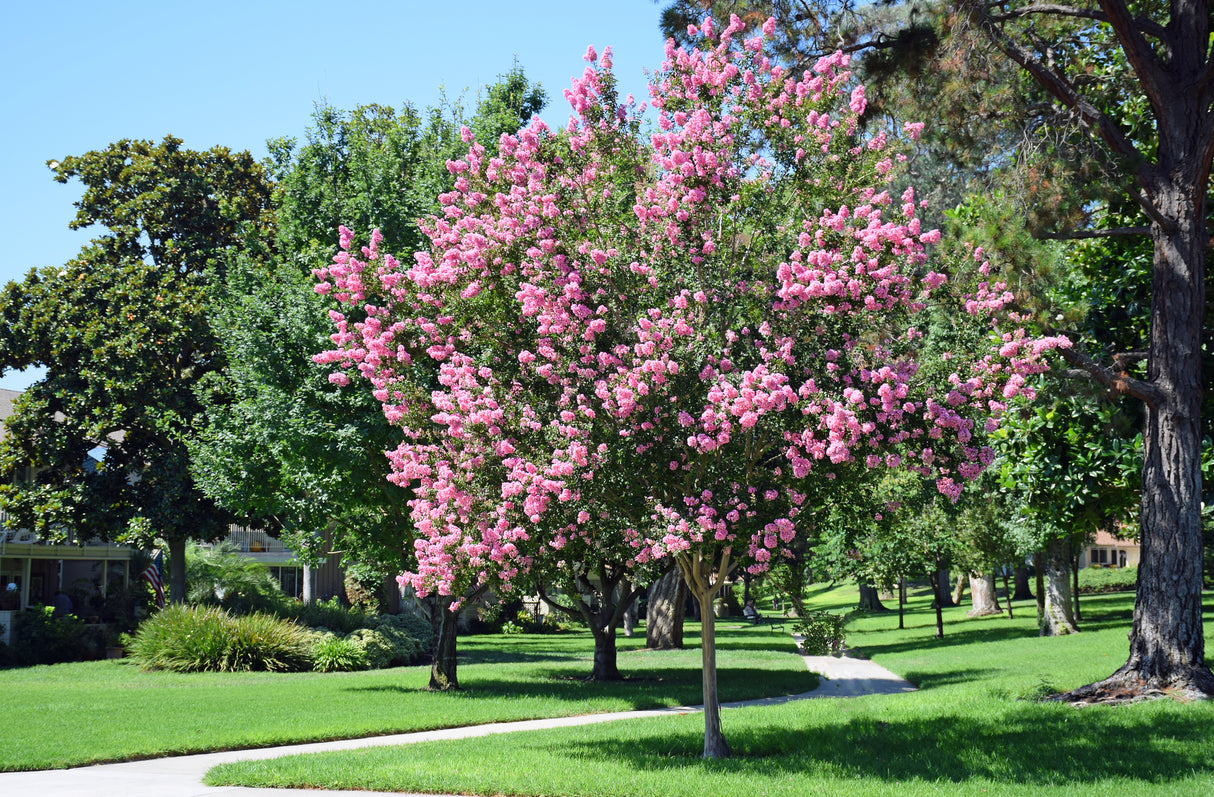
[207,588,1214,797]
[0,622,813,772]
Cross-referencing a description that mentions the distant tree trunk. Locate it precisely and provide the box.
[646,569,687,649]
[951,572,967,605]
[1034,552,1046,625]
[619,580,636,638]
[1041,537,1079,636]
[1072,544,1083,622]
[857,582,888,612]
[967,571,1001,617]
[927,569,945,637]
[430,603,460,690]
[1013,565,1034,601]
[933,567,954,607]
[897,575,906,630]
[301,563,317,605]
[1000,567,1014,619]
[168,536,187,605]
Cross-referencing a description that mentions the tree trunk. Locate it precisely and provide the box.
[933,567,954,607]
[1012,565,1034,601]
[857,582,888,612]
[301,563,317,605]
[590,623,622,681]
[646,569,687,649]
[967,571,1001,617]
[1033,552,1045,625]
[1072,176,1214,697]
[167,536,187,605]
[696,586,730,759]
[1041,537,1079,636]
[619,580,636,638]
[1072,543,1082,622]
[897,575,905,630]
[429,603,460,691]
[927,569,944,638]
[951,571,967,605]
[1000,567,1014,620]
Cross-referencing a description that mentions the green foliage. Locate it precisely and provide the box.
[367,612,433,655]
[185,540,285,612]
[792,611,847,656]
[310,633,370,672]
[1077,566,1137,595]
[343,628,398,669]
[129,605,312,673]
[281,597,368,635]
[10,607,96,666]
[0,137,274,583]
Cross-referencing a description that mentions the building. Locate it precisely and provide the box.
[1081,528,1140,569]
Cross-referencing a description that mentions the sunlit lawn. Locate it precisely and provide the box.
[0,621,812,771]
[207,586,1214,796]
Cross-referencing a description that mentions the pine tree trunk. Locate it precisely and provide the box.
[967,571,1001,617]
[646,569,687,649]
[429,604,460,691]
[1042,537,1079,636]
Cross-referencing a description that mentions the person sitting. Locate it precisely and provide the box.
[742,601,759,622]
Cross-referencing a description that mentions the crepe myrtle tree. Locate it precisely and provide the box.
[316,16,1060,757]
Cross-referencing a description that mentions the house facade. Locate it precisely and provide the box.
[1081,528,1140,569]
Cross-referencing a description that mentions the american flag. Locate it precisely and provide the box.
[141,550,165,608]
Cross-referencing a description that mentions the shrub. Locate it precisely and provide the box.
[11,607,95,665]
[364,614,427,664]
[284,598,367,635]
[792,611,847,656]
[345,628,395,669]
[1078,566,1138,594]
[129,605,312,673]
[311,633,369,672]
[186,541,287,613]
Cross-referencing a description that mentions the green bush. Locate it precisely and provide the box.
[364,615,425,664]
[792,611,847,656]
[1078,566,1138,594]
[311,634,369,672]
[11,607,95,665]
[129,605,312,673]
[345,628,395,669]
[283,598,368,635]
[186,541,287,614]
[371,612,433,653]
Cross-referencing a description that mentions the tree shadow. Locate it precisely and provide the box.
[555,704,1214,787]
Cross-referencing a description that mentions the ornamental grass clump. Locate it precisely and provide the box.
[310,633,370,672]
[129,604,312,673]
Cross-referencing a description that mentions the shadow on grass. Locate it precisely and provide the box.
[556,704,1214,786]
[340,665,812,710]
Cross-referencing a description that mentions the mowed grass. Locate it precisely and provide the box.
[0,622,812,771]
[207,586,1214,797]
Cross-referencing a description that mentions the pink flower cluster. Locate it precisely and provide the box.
[313,16,1065,598]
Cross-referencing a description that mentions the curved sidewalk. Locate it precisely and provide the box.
[0,650,914,797]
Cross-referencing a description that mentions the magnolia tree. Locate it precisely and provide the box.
[316,16,1061,757]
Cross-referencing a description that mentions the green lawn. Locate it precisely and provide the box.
[0,622,812,771]
[206,587,1214,797]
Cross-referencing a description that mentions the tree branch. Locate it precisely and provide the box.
[990,4,1166,39]
[1056,345,1162,404]
[1033,225,1151,240]
[1095,0,1169,102]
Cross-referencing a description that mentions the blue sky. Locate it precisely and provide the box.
[0,0,671,390]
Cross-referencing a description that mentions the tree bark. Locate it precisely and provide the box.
[1012,565,1034,601]
[619,580,636,638]
[168,536,187,605]
[677,549,734,759]
[857,582,888,612]
[429,603,460,691]
[951,571,967,605]
[927,569,945,638]
[1041,537,1079,636]
[967,571,1001,617]
[933,567,954,607]
[646,568,687,649]
[1000,566,1015,619]
[1072,542,1082,622]
[897,575,906,630]
[590,623,622,681]
[1034,552,1045,625]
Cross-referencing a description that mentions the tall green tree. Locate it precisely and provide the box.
[0,136,275,602]
[664,0,1214,700]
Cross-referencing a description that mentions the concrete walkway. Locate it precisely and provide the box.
[0,649,914,797]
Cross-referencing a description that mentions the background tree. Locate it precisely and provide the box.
[662,0,1214,702]
[0,137,274,602]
